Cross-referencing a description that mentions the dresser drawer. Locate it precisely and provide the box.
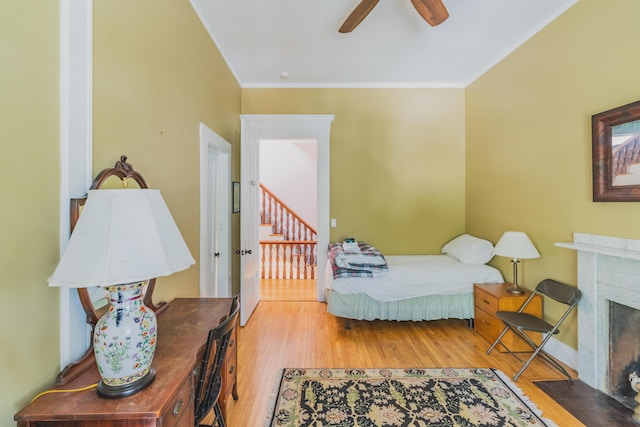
[226,327,237,364]
[161,375,193,427]
[474,288,499,314]
[223,326,237,397]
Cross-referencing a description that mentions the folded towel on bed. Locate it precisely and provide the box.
[329,241,389,279]
[342,241,361,253]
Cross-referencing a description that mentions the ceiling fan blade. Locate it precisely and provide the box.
[410,0,449,26]
[339,0,380,33]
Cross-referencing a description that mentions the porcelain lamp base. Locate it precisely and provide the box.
[97,367,156,398]
[93,282,157,398]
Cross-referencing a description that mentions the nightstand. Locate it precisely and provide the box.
[474,283,542,352]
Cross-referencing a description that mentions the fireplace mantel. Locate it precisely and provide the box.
[555,241,640,261]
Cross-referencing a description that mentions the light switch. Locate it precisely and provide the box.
[331,218,337,228]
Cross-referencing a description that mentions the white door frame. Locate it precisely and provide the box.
[199,123,232,297]
[59,0,94,369]
[240,114,334,324]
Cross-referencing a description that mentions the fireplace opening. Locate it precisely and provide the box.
[609,300,640,410]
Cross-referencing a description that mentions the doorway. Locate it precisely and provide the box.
[239,114,334,325]
[199,123,232,298]
[260,138,317,302]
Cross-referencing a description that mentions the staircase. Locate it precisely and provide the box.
[260,183,317,279]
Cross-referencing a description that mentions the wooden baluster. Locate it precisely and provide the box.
[273,242,278,279]
[262,243,267,280]
[307,243,312,279]
[270,194,275,226]
[264,193,269,225]
[297,243,303,279]
[286,244,292,280]
[261,243,266,279]
[277,243,282,279]
[260,189,265,224]
[312,242,317,279]
[283,205,287,238]
[300,243,305,280]
[264,243,270,279]
[269,243,276,280]
[273,243,279,280]
[269,194,275,227]
[280,244,285,279]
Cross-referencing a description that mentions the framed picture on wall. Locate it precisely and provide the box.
[232,181,240,213]
[592,100,640,201]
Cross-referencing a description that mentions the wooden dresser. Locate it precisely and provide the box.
[474,283,542,352]
[15,298,237,427]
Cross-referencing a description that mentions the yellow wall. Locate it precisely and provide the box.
[92,0,241,302]
[8,0,640,422]
[1,0,61,424]
[242,88,467,254]
[466,0,640,349]
[5,0,241,424]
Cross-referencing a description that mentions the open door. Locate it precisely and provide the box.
[239,119,261,326]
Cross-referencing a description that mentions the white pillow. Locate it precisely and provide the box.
[441,234,495,264]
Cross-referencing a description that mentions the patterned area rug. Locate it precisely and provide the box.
[265,368,557,427]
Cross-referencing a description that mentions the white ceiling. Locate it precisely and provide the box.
[190,0,578,88]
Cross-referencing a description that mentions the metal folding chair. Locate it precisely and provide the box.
[486,278,581,381]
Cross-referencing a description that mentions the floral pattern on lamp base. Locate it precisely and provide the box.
[93,282,157,398]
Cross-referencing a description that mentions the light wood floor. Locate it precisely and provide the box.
[260,278,317,301]
[226,299,584,427]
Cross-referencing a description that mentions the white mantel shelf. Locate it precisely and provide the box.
[555,241,640,261]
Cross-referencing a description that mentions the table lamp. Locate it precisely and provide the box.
[48,189,195,398]
[493,231,540,295]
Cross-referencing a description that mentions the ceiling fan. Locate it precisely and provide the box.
[339,0,449,33]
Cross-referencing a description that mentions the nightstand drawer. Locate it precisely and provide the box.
[475,308,500,343]
[474,288,499,314]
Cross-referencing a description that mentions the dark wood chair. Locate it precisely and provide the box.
[194,295,240,427]
[486,278,581,381]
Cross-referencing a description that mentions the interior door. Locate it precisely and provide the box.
[239,120,261,325]
[207,153,220,295]
[200,123,231,298]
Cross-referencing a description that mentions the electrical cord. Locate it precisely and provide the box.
[31,383,98,402]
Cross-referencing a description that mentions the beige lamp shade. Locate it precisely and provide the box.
[48,189,195,288]
[493,231,540,260]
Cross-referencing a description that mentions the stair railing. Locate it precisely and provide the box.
[260,184,317,279]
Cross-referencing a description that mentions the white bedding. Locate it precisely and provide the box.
[323,255,504,302]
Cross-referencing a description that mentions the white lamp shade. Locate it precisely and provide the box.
[48,189,195,288]
[493,231,540,260]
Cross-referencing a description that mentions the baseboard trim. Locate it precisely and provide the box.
[544,335,578,371]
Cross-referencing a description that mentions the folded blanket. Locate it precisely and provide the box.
[329,242,389,279]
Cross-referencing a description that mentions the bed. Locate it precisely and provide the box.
[323,234,504,328]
